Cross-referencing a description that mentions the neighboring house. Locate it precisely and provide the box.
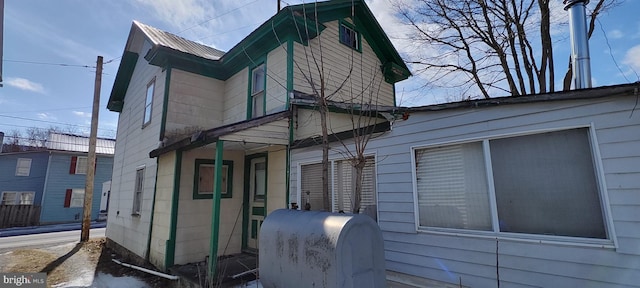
[290,83,640,287]
[105,0,408,275]
[0,133,115,227]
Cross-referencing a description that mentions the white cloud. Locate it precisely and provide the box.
[5,77,45,93]
[608,29,624,39]
[73,111,92,118]
[37,113,57,120]
[624,45,640,70]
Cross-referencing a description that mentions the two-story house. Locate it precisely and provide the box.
[105,0,409,276]
[0,133,114,228]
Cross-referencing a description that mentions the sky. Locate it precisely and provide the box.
[1,0,639,139]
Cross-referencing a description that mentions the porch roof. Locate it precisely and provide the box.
[149,110,291,158]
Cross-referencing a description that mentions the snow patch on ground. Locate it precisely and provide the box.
[234,279,263,288]
[88,273,150,288]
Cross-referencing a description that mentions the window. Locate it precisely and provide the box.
[414,128,608,240]
[250,64,266,118]
[333,157,376,214]
[143,80,154,126]
[1,191,35,205]
[69,156,88,174]
[193,159,233,199]
[339,21,360,51]
[300,156,377,214]
[15,158,32,176]
[133,168,145,214]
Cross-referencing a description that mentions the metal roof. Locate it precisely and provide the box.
[134,20,225,61]
[46,133,115,155]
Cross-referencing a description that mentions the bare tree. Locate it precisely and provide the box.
[283,1,391,212]
[394,0,617,99]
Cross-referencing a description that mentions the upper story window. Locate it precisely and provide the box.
[250,64,266,118]
[413,127,609,242]
[339,21,361,51]
[143,79,155,127]
[15,158,32,176]
[69,156,89,175]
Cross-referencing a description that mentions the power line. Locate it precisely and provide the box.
[3,59,95,69]
[0,106,92,114]
[176,0,260,36]
[0,114,117,132]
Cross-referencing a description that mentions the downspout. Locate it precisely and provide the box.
[285,38,294,208]
[208,140,224,278]
[165,150,182,269]
[145,157,160,262]
[564,0,592,89]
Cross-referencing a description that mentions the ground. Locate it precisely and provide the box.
[0,237,173,288]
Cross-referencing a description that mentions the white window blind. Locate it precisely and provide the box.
[415,143,492,231]
[300,163,327,211]
[333,157,376,214]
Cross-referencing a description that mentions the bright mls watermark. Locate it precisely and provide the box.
[0,273,46,288]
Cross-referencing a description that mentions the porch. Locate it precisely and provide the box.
[147,111,292,280]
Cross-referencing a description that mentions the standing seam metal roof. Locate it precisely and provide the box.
[134,20,226,61]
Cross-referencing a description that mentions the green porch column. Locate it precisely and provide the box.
[208,140,224,278]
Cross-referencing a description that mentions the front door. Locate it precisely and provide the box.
[245,154,267,250]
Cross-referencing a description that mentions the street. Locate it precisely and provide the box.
[0,228,105,252]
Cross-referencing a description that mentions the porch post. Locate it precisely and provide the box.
[208,140,224,278]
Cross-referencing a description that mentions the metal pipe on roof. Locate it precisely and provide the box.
[564,0,592,89]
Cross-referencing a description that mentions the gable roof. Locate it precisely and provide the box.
[134,21,225,61]
[108,0,410,112]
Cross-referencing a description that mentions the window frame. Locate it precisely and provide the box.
[133,167,145,215]
[1,191,35,205]
[296,154,378,217]
[410,125,617,247]
[338,19,362,53]
[193,159,234,200]
[15,158,32,176]
[143,78,155,127]
[247,61,267,119]
[70,188,85,208]
[75,156,88,175]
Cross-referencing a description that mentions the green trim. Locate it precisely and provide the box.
[165,150,182,269]
[338,19,362,53]
[241,153,268,250]
[247,57,268,120]
[393,83,397,107]
[107,51,138,112]
[145,157,160,261]
[251,220,258,239]
[252,206,265,216]
[286,38,294,110]
[109,0,410,112]
[208,141,225,277]
[160,65,172,140]
[192,159,233,199]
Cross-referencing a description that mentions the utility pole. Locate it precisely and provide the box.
[277,0,281,11]
[81,56,102,242]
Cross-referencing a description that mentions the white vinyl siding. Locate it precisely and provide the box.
[15,158,32,176]
[292,20,394,106]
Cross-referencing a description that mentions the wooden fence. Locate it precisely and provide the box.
[0,205,41,228]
